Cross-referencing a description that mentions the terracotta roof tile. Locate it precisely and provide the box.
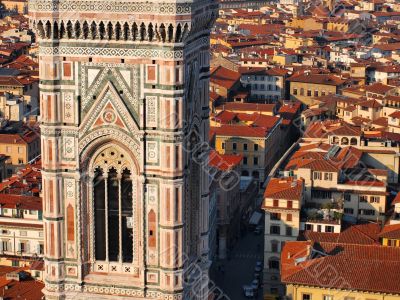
[264,177,304,201]
[210,66,241,90]
[379,224,400,239]
[288,73,346,86]
[209,150,242,171]
[282,242,400,294]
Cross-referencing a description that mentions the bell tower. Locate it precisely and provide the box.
[29,0,217,298]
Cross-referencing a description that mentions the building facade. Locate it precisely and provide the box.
[29,0,217,299]
[262,177,304,295]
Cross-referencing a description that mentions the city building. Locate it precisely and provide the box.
[240,67,289,102]
[209,149,243,259]
[288,73,348,106]
[0,126,40,174]
[211,113,282,184]
[262,177,305,295]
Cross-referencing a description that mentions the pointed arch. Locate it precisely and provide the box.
[115,22,121,41]
[175,23,182,42]
[148,23,154,41]
[154,24,161,42]
[66,20,73,39]
[182,23,189,42]
[45,20,52,39]
[168,24,174,42]
[37,20,45,38]
[159,23,166,42]
[106,22,113,40]
[82,21,89,39]
[132,23,138,41]
[74,21,81,39]
[123,22,130,41]
[59,21,66,39]
[140,23,146,41]
[90,21,97,39]
[99,21,105,40]
[53,21,59,39]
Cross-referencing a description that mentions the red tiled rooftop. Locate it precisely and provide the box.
[365,82,395,94]
[0,194,42,211]
[209,149,242,171]
[215,102,276,113]
[264,177,304,201]
[288,73,346,86]
[379,224,400,240]
[300,223,381,245]
[210,66,241,90]
[282,241,400,294]
[211,124,270,138]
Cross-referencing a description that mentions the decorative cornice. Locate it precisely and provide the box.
[29,0,191,14]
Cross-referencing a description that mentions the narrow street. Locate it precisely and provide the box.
[212,220,265,300]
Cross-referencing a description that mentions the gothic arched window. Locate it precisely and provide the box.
[92,146,135,264]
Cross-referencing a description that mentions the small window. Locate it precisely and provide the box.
[286,226,292,236]
[359,209,375,216]
[254,144,259,151]
[243,157,248,165]
[1,240,8,251]
[287,200,293,209]
[243,143,248,151]
[344,208,354,214]
[271,213,281,220]
[271,241,279,253]
[370,196,380,203]
[323,295,333,300]
[269,259,280,270]
[325,226,334,233]
[360,195,368,202]
[222,142,225,150]
[344,193,351,202]
[270,225,280,235]
[273,199,279,207]
[253,157,258,165]
[232,143,237,151]
[302,294,311,300]
[313,172,322,180]
[286,214,292,222]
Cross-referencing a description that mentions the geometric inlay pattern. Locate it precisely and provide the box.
[29,0,191,14]
[81,62,139,112]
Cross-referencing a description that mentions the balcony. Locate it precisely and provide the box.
[301,207,343,225]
